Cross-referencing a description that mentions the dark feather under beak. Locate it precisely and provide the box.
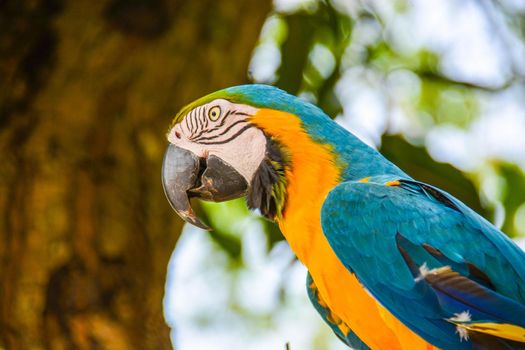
[161,144,248,230]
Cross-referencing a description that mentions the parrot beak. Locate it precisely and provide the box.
[161,144,248,230]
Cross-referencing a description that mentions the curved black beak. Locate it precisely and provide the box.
[161,144,248,230]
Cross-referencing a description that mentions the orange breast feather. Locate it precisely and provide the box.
[251,109,436,350]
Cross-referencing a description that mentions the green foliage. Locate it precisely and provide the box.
[276,1,352,115]
[380,134,487,217]
[260,219,284,249]
[198,199,249,263]
[494,163,525,237]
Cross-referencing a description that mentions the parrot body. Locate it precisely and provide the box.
[163,84,525,349]
[249,104,432,349]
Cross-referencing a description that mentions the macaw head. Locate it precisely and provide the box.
[162,84,376,229]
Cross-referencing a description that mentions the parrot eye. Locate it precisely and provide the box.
[208,106,221,121]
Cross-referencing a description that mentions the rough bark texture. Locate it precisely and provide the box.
[0,1,270,349]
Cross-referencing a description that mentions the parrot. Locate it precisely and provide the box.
[161,84,525,350]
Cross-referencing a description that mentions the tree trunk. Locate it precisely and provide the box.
[0,1,270,349]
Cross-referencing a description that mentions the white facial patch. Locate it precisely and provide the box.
[167,99,267,183]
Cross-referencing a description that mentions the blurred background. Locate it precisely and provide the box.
[1,0,524,349]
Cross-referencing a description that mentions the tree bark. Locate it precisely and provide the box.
[0,0,270,349]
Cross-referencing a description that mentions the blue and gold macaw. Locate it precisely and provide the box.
[162,84,525,350]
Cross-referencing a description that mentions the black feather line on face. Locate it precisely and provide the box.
[247,136,289,220]
[193,120,247,142]
[201,106,208,128]
[185,112,191,132]
[191,109,231,140]
[197,124,254,145]
[188,108,195,133]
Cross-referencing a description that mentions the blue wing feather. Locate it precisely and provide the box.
[306,273,370,350]
[321,176,525,349]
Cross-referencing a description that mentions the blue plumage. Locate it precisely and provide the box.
[225,85,406,180]
[321,176,525,349]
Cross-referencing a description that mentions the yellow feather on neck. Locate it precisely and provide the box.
[251,109,435,350]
